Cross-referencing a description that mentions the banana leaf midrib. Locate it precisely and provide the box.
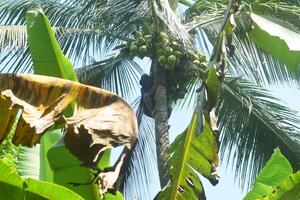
[170,112,199,199]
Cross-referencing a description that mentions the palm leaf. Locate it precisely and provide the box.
[0,1,126,72]
[217,78,300,189]
[197,17,295,85]
[89,0,150,38]
[77,55,144,102]
[153,0,191,46]
[121,109,159,200]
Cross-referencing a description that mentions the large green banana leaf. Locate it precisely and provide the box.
[10,10,123,200]
[0,159,84,200]
[243,148,299,200]
[158,111,219,199]
[25,10,101,200]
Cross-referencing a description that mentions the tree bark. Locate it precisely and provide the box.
[152,61,170,188]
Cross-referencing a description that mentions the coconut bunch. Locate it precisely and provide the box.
[124,31,208,102]
[126,31,152,59]
[155,31,184,71]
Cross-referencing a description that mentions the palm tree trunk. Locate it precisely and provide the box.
[152,61,170,188]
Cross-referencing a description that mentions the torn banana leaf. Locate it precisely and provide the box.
[267,170,300,199]
[0,73,138,167]
[243,148,293,200]
[158,112,219,200]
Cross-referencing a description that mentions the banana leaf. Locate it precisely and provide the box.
[158,111,219,199]
[249,14,300,71]
[0,74,137,198]
[243,148,293,200]
[25,10,124,199]
[0,159,84,200]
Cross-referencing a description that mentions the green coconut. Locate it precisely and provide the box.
[170,41,180,50]
[164,47,173,56]
[167,55,176,65]
[158,55,167,66]
[193,60,200,65]
[144,35,152,40]
[159,31,168,40]
[139,45,147,55]
[137,37,146,45]
[174,50,183,58]
[130,44,138,54]
[156,49,164,57]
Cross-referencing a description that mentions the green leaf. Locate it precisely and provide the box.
[25,10,114,200]
[268,170,300,199]
[205,67,221,110]
[26,10,78,81]
[158,112,219,199]
[249,14,300,71]
[244,148,293,200]
[0,159,84,200]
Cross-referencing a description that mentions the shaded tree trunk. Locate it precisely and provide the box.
[152,61,170,188]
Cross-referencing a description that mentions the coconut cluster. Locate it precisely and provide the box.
[155,32,183,71]
[127,31,152,59]
[124,31,208,102]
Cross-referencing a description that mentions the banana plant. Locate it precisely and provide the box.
[25,10,99,199]
[0,10,131,199]
[0,73,137,198]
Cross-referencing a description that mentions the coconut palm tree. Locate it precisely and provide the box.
[0,0,299,199]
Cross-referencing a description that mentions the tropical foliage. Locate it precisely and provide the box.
[244,148,300,200]
[0,159,84,200]
[0,0,299,200]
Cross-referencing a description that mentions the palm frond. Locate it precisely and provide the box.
[217,78,300,189]
[76,54,144,102]
[154,0,191,46]
[0,25,27,48]
[89,0,150,38]
[121,104,159,200]
[0,24,127,72]
[243,0,300,31]
[0,1,127,71]
[196,16,295,85]
[0,0,97,27]
[184,0,227,22]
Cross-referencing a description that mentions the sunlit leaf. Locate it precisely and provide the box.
[267,171,300,199]
[250,14,300,71]
[158,111,219,200]
[0,159,84,200]
[205,67,221,110]
[27,10,78,81]
[243,148,293,200]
